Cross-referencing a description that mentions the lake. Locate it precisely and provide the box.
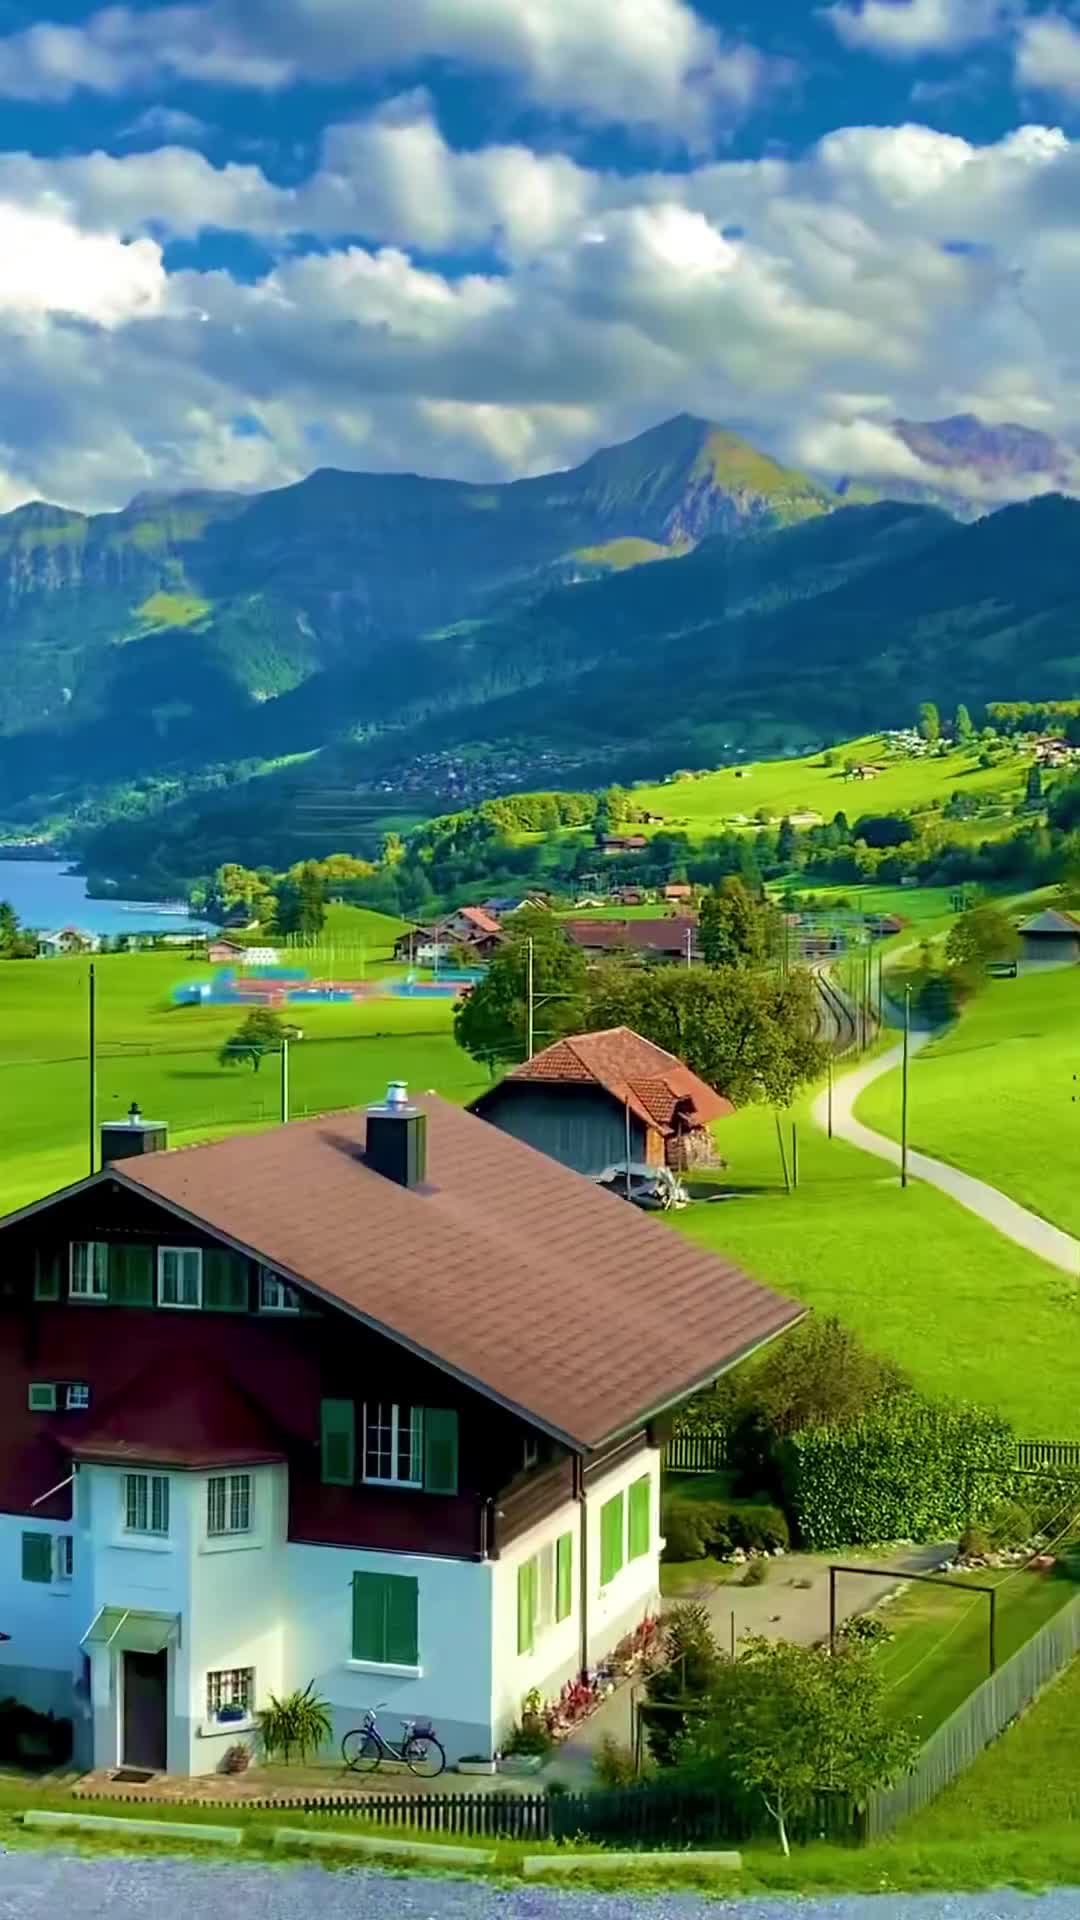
[0,860,213,936]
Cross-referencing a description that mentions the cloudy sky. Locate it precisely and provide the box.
[3,0,1080,511]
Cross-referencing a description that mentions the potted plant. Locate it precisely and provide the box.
[216,1702,247,1725]
[221,1743,250,1775]
[255,1681,331,1765]
[457,1753,497,1777]
[497,1721,552,1775]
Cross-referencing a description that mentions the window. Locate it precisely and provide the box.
[203,1250,248,1313]
[158,1248,201,1309]
[69,1242,108,1300]
[33,1250,61,1301]
[21,1533,53,1584]
[320,1399,355,1486]
[65,1383,90,1412]
[628,1475,651,1561]
[522,1436,540,1473]
[28,1383,57,1412]
[207,1473,252,1537]
[207,1667,254,1719]
[124,1473,169,1536]
[517,1531,573,1655]
[259,1269,299,1313]
[363,1403,423,1488]
[55,1535,73,1581]
[600,1491,625,1587]
[351,1570,418,1667]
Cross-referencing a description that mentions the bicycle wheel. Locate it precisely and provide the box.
[403,1735,445,1778]
[342,1729,382,1771]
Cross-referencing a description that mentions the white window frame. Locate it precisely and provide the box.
[258,1268,300,1314]
[54,1535,73,1581]
[69,1242,108,1300]
[64,1383,90,1411]
[123,1472,170,1538]
[157,1247,202,1310]
[207,1473,252,1537]
[362,1402,423,1488]
[206,1666,255,1722]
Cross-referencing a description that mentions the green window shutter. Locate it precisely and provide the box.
[422,1408,458,1494]
[108,1245,154,1306]
[600,1492,625,1587]
[321,1399,355,1486]
[556,1532,573,1622]
[204,1249,249,1312]
[628,1476,650,1561]
[21,1533,52,1584]
[352,1571,418,1665]
[517,1558,536,1655]
[33,1250,61,1302]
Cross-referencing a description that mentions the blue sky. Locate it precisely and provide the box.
[1,0,1080,509]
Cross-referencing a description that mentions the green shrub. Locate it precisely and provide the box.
[661,1507,709,1562]
[256,1682,331,1764]
[959,1524,992,1558]
[782,1395,1015,1550]
[503,1720,553,1757]
[594,1733,639,1787]
[741,1557,768,1586]
[990,1501,1032,1547]
[838,1613,893,1647]
[662,1497,789,1563]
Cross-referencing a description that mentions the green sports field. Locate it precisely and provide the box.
[631,737,1028,837]
[858,965,1080,1237]
[0,907,489,1215]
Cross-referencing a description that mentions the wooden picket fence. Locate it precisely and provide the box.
[663,1432,729,1473]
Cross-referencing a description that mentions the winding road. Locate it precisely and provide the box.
[812,1035,1080,1276]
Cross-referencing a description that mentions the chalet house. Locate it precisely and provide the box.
[1018,908,1080,966]
[601,835,648,856]
[663,884,694,903]
[563,918,700,965]
[207,940,247,965]
[0,1092,799,1778]
[394,907,506,966]
[471,1028,734,1175]
[37,928,101,957]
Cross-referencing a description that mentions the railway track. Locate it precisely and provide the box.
[812,966,860,1056]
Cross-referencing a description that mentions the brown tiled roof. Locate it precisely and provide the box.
[455,906,502,935]
[486,1027,734,1133]
[82,1098,797,1450]
[563,916,699,954]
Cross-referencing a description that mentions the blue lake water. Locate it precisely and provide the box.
[0,859,213,935]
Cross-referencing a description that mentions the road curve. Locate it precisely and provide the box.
[811,1035,1080,1277]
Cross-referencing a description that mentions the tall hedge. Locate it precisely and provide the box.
[782,1396,1015,1549]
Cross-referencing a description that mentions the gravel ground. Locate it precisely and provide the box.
[0,1857,1070,1920]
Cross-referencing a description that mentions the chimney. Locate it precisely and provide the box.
[365,1082,427,1189]
[101,1100,169,1167]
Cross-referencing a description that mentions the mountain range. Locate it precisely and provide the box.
[1,411,1078,882]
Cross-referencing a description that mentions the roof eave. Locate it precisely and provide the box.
[582,1304,806,1453]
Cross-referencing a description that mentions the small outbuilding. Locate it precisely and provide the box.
[1018,908,1080,966]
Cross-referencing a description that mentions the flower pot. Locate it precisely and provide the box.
[457,1758,497,1776]
[497,1753,543,1776]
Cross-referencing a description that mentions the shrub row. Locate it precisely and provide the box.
[781,1395,1014,1550]
[661,1499,789,1564]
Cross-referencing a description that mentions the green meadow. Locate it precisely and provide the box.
[858,965,1080,1237]
[631,736,1028,836]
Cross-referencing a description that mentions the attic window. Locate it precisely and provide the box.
[65,1384,91,1411]
[28,1383,57,1413]
[259,1269,299,1314]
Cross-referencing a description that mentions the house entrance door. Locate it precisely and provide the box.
[122,1650,167,1771]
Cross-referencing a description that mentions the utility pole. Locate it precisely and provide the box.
[88,962,97,1178]
[901,984,911,1189]
[685,926,693,970]
[827,1055,833,1140]
[526,936,535,1061]
[280,1037,290,1125]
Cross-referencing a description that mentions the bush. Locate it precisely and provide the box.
[959,1524,992,1558]
[594,1734,639,1787]
[741,1557,768,1586]
[782,1395,1015,1550]
[661,1498,789,1563]
[838,1614,893,1648]
[989,1501,1032,1547]
[503,1720,554,1757]
[256,1682,331,1764]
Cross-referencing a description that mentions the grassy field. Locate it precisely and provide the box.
[0,906,489,1214]
[858,965,1080,1237]
[864,1560,1080,1737]
[669,1096,1080,1433]
[908,1646,1080,1842]
[631,737,1029,836]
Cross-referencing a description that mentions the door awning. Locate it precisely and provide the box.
[81,1607,180,1654]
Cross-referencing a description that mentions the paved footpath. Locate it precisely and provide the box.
[812,1035,1080,1277]
[0,1854,1074,1920]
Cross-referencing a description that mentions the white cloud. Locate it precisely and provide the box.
[1015,14,1080,102]
[0,0,777,140]
[121,104,210,143]
[824,0,1010,56]
[0,201,164,324]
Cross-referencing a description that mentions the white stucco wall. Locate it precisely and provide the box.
[490,1444,662,1748]
[284,1544,494,1762]
[0,1506,86,1722]
[184,1465,288,1774]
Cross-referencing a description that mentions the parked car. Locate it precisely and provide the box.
[595,1163,689,1211]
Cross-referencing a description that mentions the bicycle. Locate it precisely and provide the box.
[341,1702,446,1777]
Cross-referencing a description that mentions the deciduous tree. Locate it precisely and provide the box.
[918,701,941,745]
[454,912,587,1070]
[218,1008,287,1074]
[945,905,1020,973]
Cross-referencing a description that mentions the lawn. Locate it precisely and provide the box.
[0,908,489,1214]
[630,737,1029,838]
[668,1096,1080,1434]
[863,1561,1080,1737]
[857,965,1080,1237]
[907,1646,1080,1840]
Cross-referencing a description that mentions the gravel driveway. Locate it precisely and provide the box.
[0,1855,1071,1920]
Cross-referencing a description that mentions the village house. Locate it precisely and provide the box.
[36,929,101,958]
[601,835,649,855]
[0,1091,797,1778]
[207,940,248,966]
[562,917,699,965]
[1017,908,1080,966]
[394,907,506,967]
[662,884,694,903]
[471,1028,733,1176]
